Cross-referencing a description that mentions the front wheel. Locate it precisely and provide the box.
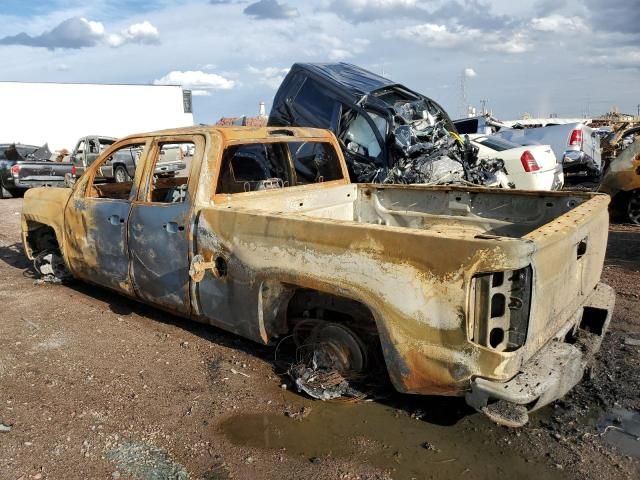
[627,189,640,225]
[114,166,130,183]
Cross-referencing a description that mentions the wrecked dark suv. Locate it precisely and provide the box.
[269,62,504,186]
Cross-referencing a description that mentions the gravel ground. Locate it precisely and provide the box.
[0,197,638,480]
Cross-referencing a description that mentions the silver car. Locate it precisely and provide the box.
[494,123,601,181]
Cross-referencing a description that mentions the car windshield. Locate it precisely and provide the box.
[475,136,519,152]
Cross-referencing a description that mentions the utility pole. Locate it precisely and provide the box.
[480,99,487,115]
[459,72,467,118]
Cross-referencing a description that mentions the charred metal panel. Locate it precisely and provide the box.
[65,197,133,292]
[128,202,191,314]
[191,215,265,341]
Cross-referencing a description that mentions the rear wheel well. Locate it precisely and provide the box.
[285,289,383,365]
[25,222,60,258]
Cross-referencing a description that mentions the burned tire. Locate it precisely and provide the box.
[627,189,640,225]
[33,250,70,282]
[114,166,130,183]
[292,319,368,374]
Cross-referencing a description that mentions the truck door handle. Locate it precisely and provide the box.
[163,222,184,233]
[108,215,124,225]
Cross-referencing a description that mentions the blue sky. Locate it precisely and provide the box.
[0,0,638,123]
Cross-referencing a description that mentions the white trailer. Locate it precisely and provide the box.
[0,82,194,152]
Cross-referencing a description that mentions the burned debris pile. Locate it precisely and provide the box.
[349,99,506,186]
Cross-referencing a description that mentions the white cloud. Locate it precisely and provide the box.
[391,23,531,54]
[392,23,479,48]
[464,67,476,77]
[191,89,212,96]
[531,15,588,32]
[154,70,237,90]
[247,65,290,89]
[243,0,299,20]
[0,16,159,50]
[487,33,529,53]
[107,21,160,47]
[582,48,640,70]
[328,0,420,22]
[328,48,353,61]
[0,17,106,49]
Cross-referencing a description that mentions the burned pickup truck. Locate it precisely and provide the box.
[21,126,614,426]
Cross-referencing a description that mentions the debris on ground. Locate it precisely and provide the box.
[105,441,188,480]
[289,362,354,401]
[596,408,640,458]
[284,405,313,421]
[0,423,12,433]
[288,353,366,402]
[624,337,640,347]
[422,442,438,452]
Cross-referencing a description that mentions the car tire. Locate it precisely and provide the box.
[627,189,640,225]
[114,166,130,183]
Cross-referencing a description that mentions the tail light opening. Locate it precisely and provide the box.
[70,165,77,176]
[469,267,533,352]
[10,164,21,176]
[569,129,583,147]
[520,150,540,172]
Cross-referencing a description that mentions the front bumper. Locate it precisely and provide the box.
[466,283,615,424]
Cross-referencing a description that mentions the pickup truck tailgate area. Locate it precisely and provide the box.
[523,194,610,356]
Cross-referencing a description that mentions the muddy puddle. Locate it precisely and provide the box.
[597,408,640,458]
[220,392,567,479]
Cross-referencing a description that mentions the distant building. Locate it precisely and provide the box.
[215,101,268,127]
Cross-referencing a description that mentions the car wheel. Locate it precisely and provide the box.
[33,249,70,282]
[627,190,640,225]
[114,166,130,183]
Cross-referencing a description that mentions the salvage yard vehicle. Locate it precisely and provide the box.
[599,137,640,224]
[269,63,506,187]
[467,135,563,191]
[495,122,602,182]
[69,135,186,183]
[0,143,72,198]
[21,126,614,427]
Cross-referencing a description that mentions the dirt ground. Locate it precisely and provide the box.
[0,196,638,480]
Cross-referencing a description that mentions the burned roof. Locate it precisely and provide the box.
[292,63,396,98]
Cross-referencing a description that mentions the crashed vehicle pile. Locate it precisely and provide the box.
[361,100,505,186]
[269,62,506,188]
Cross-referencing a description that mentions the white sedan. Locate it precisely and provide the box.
[470,135,564,191]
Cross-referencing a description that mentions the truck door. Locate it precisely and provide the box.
[63,139,151,293]
[127,136,203,315]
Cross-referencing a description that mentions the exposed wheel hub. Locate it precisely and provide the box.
[293,320,367,374]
